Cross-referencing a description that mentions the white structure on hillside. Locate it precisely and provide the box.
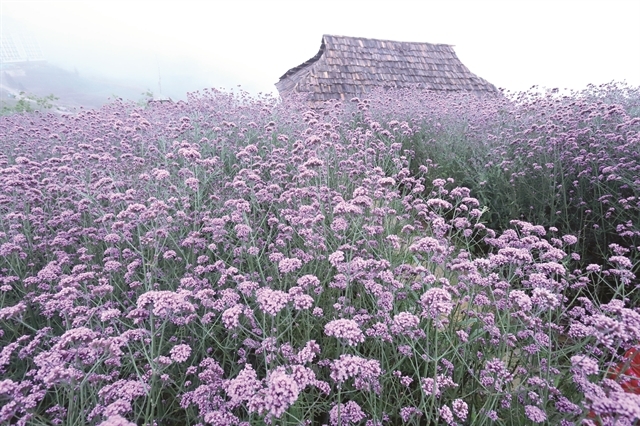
[0,18,45,64]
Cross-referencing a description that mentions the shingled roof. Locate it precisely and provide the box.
[276,35,498,106]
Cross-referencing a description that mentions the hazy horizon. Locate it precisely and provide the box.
[2,0,639,102]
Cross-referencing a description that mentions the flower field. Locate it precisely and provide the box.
[0,84,639,425]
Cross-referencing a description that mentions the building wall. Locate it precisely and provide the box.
[0,31,45,64]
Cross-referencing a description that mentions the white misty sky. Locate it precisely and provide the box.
[2,0,639,99]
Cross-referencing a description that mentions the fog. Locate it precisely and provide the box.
[2,0,639,105]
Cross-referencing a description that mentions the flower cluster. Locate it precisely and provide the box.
[324,319,366,346]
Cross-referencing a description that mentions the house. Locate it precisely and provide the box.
[0,17,46,66]
[276,35,498,106]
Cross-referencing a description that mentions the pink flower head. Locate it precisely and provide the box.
[330,401,367,425]
[400,406,423,422]
[226,364,261,407]
[248,371,299,419]
[524,405,547,423]
[97,415,137,426]
[562,234,578,245]
[222,304,244,329]
[570,355,600,376]
[103,260,122,272]
[160,251,175,261]
[328,250,345,267]
[329,354,381,393]
[409,236,445,254]
[98,380,149,404]
[0,302,27,320]
[100,308,121,322]
[185,177,199,191]
[152,169,170,180]
[331,217,349,232]
[170,344,192,363]
[420,287,453,326]
[531,287,560,309]
[296,340,321,364]
[452,399,468,421]
[103,233,121,243]
[278,257,303,274]
[439,405,455,425]
[390,312,421,336]
[509,290,532,312]
[136,290,196,320]
[103,399,132,417]
[255,288,290,316]
[178,147,201,161]
[324,319,365,346]
[609,255,633,269]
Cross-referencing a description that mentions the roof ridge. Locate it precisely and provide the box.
[322,34,452,47]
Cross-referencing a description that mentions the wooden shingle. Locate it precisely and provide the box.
[276,35,498,106]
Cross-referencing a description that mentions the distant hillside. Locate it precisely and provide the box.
[1,62,150,112]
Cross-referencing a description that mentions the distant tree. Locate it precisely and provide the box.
[1,92,59,115]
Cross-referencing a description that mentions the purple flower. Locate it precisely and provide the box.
[420,287,453,327]
[479,358,513,392]
[222,304,244,329]
[248,371,299,419]
[330,354,381,393]
[103,399,132,417]
[291,293,314,310]
[136,290,196,321]
[203,410,240,426]
[452,399,468,421]
[329,401,367,425]
[331,217,349,232]
[152,169,170,180]
[296,340,321,364]
[97,415,137,426]
[255,288,290,316]
[377,177,396,186]
[100,308,121,322]
[184,177,199,190]
[456,329,469,342]
[0,302,26,320]
[524,405,547,423]
[170,344,191,363]
[531,287,560,309]
[397,345,413,357]
[509,290,532,312]
[103,233,121,243]
[103,260,122,272]
[609,255,633,269]
[98,380,149,405]
[570,355,599,376]
[178,147,201,160]
[162,250,177,261]
[409,236,446,254]
[324,319,365,346]
[439,405,455,425]
[328,250,345,267]
[37,261,61,282]
[390,312,422,337]
[226,364,260,408]
[297,274,321,290]
[278,257,303,274]
[427,198,453,210]
[421,375,458,398]
[234,224,252,240]
[400,407,422,422]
